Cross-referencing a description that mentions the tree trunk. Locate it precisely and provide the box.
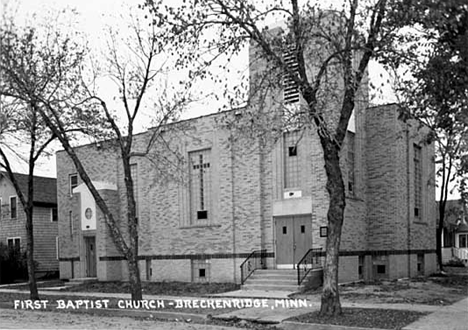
[319,139,346,317]
[437,200,446,272]
[128,252,142,300]
[25,209,39,300]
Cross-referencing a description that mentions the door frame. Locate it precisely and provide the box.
[274,215,312,269]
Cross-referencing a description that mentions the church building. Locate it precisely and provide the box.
[56,23,436,285]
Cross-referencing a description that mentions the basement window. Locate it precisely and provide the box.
[192,260,210,283]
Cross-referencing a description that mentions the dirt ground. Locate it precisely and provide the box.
[0,309,246,330]
[307,267,468,306]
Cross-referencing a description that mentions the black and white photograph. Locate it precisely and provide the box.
[0,0,466,329]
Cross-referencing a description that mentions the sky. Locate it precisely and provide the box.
[4,0,398,177]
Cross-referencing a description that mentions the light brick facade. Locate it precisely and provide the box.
[57,103,436,283]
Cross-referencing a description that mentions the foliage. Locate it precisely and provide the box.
[380,0,468,269]
[444,258,466,268]
[0,243,34,284]
[145,0,392,316]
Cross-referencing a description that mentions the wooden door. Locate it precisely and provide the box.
[293,215,312,264]
[275,215,312,266]
[275,217,294,265]
[84,236,97,277]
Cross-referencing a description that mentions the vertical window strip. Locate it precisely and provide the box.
[69,211,73,236]
[189,149,211,222]
[69,174,78,195]
[284,131,300,189]
[10,196,17,219]
[414,145,422,218]
[283,45,300,104]
[347,132,356,194]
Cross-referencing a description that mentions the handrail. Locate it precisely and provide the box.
[297,248,323,285]
[240,249,267,284]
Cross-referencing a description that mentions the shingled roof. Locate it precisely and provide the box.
[1,172,57,206]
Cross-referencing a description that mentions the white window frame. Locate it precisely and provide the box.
[6,236,21,250]
[69,174,78,196]
[51,207,58,222]
[9,195,17,219]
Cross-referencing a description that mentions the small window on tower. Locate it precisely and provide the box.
[288,146,297,157]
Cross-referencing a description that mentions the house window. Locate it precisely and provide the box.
[69,174,78,196]
[192,259,210,283]
[0,198,2,219]
[130,164,139,219]
[51,208,58,222]
[459,234,468,248]
[414,145,422,219]
[7,237,21,251]
[347,131,355,195]
[10,196,17,219]
[283,45,300,104]
[284,131,300,188]
[189,149,212,223]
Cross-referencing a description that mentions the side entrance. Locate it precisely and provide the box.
[275,215,312,268]
[84,236,97,277]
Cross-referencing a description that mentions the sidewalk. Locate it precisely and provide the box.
[402,297,468,330]
[0,286,466,330]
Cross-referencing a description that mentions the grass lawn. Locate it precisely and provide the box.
[288,308,429,330]
[61,281,240,296]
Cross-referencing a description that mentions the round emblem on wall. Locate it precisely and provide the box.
[85,207,93,220]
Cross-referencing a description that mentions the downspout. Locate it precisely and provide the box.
[406,126,411,278]
[230,131,237,283]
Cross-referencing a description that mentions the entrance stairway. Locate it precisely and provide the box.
[241,269,299,291]
[241,268,322,292]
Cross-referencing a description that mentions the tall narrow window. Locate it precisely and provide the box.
[69,211,73,236]
[10,196,17,219]
[56,236,60,260]
[51,208,58,222]
[284,131,300,188]
[414,145,422,219]
[283,46,300,104]
[0,198,2,219]
[130,164,139,218]
[347,131,355,195]
[69,174,78,196]
[189,149,211,222]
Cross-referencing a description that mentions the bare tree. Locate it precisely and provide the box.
[145,0,392,315]
[0,8,189,300]
[0,97,56,300]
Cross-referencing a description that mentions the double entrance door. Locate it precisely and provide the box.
[275,215,312,267]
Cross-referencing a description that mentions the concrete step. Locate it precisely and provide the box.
[253,269,297,275]
[242,268,322,292]
[250,273,297,280]
[242,283,301,291]
[245,278,298,286]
